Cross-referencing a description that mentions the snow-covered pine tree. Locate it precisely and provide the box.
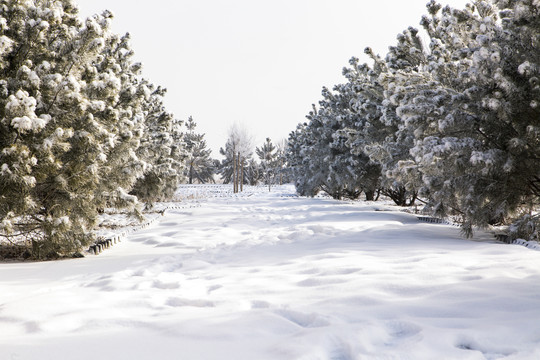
[391,0,540,236]
[289,104,336,197]
[399,2,497,230]
[83,31,149,217]
[355,34,424,206]
[256,137,278,191]
[274,139,290,185]
[325,81,382,201]
[245,158,261,185]
[0,1,118,257]
[339,58,388,201]
[286,73,383,201]
[288,47,429,203]
[217,145,234,185]
[0,1,183,257]
[492,0,540,240]
[132,84,185,204]
[183,116,215,184]
[286,122,321,196]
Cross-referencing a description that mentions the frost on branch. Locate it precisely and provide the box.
[5,90,49,133]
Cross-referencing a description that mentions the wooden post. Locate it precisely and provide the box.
[236,151,240,193]
[240,157,244,192]
[233,151,237,193]
[280,158,283,185]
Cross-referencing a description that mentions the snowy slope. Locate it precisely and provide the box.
[1,185,539,360]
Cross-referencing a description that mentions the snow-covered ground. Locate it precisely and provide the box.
[1,185,540,360]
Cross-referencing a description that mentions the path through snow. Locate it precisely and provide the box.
[1,185,540,359]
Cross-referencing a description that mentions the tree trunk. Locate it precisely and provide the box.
[382,187,417,206]
[365,190,375,201]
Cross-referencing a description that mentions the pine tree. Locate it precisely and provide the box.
[0,1,118,257]
[0,1,183,257]
[246,158,261,185]
[286,123,319,196]
[256,137,278,191]
[286,80,382,201]
[364,0,540,236]
[274,139,290,185]
[84,32,149,216]
[183,116,215,184]
[386,1,540,235]
[323,82,382,201]
[355,41,422,205]
[132,84,185,205]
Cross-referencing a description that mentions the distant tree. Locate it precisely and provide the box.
[183,116,215,184]
[246,158,262,185]
[286,122,322,197]
[256,138,278,191]
[218,124,253,192]
[275,139,290,185]
[286,83,382,201]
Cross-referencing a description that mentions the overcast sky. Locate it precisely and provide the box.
[76,0,470,157]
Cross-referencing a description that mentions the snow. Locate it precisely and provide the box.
[1,184,540,359]
[0,35,13,56]
[518,61,533,76]
[6,90,49,133]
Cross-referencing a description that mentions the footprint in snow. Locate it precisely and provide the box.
[250,300,270,309]
[455,335,516,358]
[274,308,330,328]
[320,267,362,276]
[162,231,179,237]
[165,297,215,308]
[152,280,180,290]
[384,320,423,344]
[24,321,42,334]
[297,277,348,287]
[328,340,353,360]
[207,284,222,293]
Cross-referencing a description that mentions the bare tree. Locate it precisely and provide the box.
[219,123,254,192]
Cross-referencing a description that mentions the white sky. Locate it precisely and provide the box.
[76,0,470,158]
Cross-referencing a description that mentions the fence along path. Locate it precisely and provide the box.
[89,184,539,254]
[88,184,295,255]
